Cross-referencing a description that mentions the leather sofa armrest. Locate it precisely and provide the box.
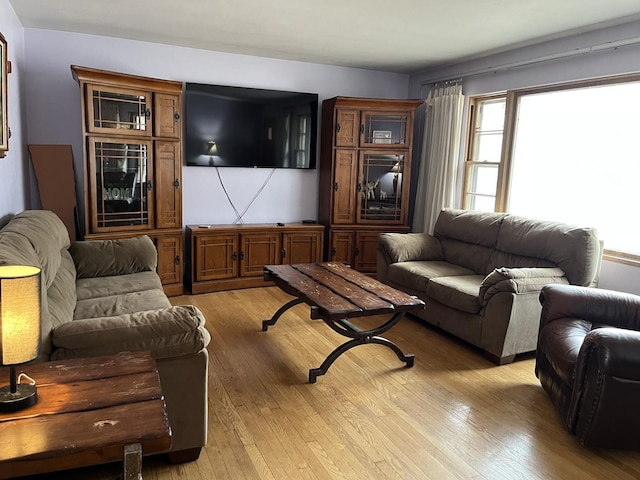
[50,305,211,360]
[568,327,640,447]
[540,284,640,331]
[70,235,158,278]
[479,267,567,309]
[377,232,444,264]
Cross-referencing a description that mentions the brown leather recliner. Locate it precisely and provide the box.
[535,283,640,449]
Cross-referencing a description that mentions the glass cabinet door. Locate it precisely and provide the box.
[361,111,411,147]
[86,85,152,136]
[88,138,154,231]
[358,152,406,224]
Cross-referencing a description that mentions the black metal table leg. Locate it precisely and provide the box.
[262,297,304,331]
[308,312,414,382]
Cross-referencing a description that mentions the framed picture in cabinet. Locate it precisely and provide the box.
[372,130,392,144]
[0,32,8,158]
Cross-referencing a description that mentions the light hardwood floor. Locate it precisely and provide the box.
[31,287,640,479]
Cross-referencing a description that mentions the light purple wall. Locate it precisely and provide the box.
[0,0,29,223]
[21,28,410,230]
[408,20,640,295]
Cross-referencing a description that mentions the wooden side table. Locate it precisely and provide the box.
[0,351,171,479]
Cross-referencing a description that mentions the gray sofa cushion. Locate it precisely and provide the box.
[70,235,157,278]
[434,210,505,274]
[427,275,485,314]
[75,288,172,320]
[47,251,79,329]
[76,271,164,301]
[495,214,601,285]
[0,216,75,358]
[488,250,556,274]
[0,210,71,288]
[53,305,211,360]
[434,209,504,248]
[378,232,444,264]
[439,239,493,275]
[387,260,476,293]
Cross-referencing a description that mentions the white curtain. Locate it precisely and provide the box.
[412,84,465,234]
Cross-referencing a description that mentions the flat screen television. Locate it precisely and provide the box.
[185,82,318,168]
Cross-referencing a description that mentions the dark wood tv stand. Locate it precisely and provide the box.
[186,223,324,293]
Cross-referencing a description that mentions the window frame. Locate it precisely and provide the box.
[462,73,640,266]
[462,94,507,212]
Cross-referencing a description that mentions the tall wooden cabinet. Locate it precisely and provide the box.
[72,66,184,296]
[319,97,422,274]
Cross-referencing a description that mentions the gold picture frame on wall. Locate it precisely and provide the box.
[0,32,8,158]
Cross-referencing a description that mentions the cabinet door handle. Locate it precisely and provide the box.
[360,124,365,134]
[334,182,339,192]
[174,112,180,122]
[232,252,238,261]
[174,179,180,189]
[357,183,362,192]
[240,251,245,261]
[281,248,287,259]
[146,180,153,191]
[331,247,336,257]
[336,123,341,133]
[144,109,151,118]
[175,255,181,265]
[354,248,360,257]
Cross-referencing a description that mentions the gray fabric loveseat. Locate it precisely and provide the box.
[377,209,601,365]
[0,210,211,463]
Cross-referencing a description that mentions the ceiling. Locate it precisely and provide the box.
[9,0,640,74]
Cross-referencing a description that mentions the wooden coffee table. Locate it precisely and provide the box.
[263,262,425,382]
[0,351,171,479]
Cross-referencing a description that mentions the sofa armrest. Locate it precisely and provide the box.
[568,327,640,447]
[377,232,444,264]
[70,235,157,279]
[479,267,567,309]
[50,305,211,360]
[540,284,640,331]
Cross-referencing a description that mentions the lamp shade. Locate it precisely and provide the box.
[0,265,41,366]
[206,141,218,155]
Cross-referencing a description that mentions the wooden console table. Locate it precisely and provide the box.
[0,351,171,479]
[186,223,324,293]
[263,262,425,382]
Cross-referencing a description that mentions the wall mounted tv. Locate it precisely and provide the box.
[185,82,319,168]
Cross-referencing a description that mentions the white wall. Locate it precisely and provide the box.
[21,28,410,230]
[408,20,640,295]
[0,0,28,223]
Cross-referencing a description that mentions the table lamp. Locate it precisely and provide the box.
[0,265,41,412]
[206,141,218,166]
[391,161,401,197]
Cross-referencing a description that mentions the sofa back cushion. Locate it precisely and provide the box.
[432,209,601,286]
[493,214,600,285]
[0,210,71,288]
[0,210,76,358]
[434,209,505,274]
[70,235,157,278]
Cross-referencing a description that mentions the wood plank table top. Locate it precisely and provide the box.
[264,262,425,320]
[0,351,171,479]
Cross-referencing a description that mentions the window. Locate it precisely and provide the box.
[462,96,506,211]
[295,115,309,167]
[462,74,640,264]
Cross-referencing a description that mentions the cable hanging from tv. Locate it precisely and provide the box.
[215,166,276,224]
